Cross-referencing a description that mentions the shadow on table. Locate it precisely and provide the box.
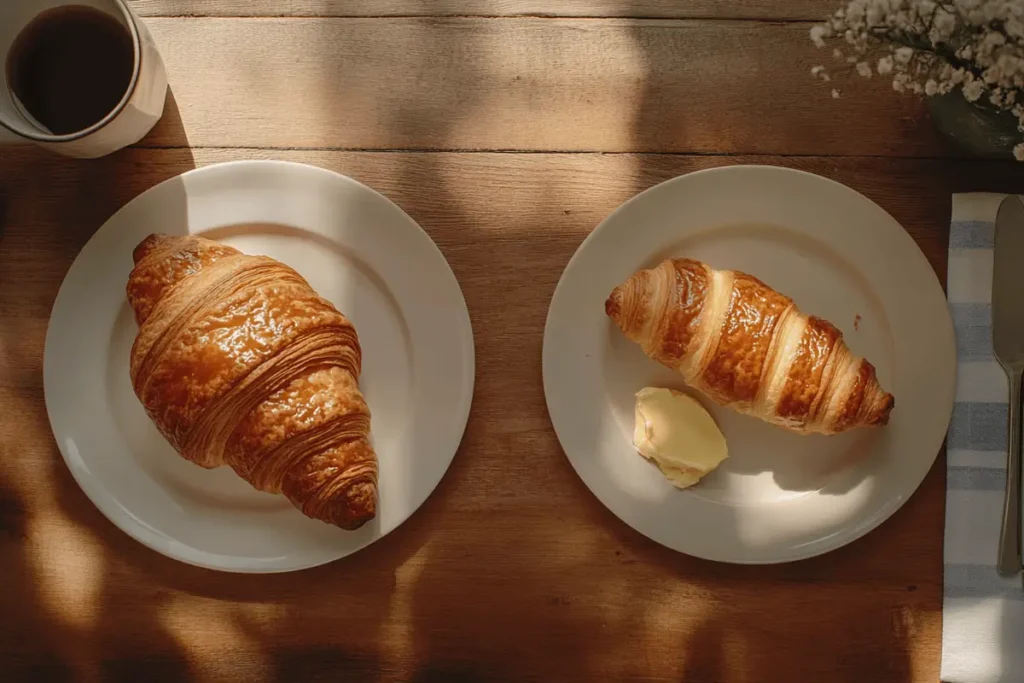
[0,87,198,680]
[140,88,192,149]
[6,8,1003,682]
[376,9,673,682]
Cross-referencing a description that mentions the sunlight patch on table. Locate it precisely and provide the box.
[160,594,273,680]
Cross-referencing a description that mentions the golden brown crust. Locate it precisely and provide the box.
[700,272,792,406]
[605,270,652,341]
[831,360,871,433]
[126,233,378,529]
[777,316,841,422]
[134,275,348,452]
[126,234,240,326]
[865,380,895,427]
[282,440,378,530]
[653,259,709,366]
[605,258,895,435]
[605,259,709,369]
[831,359,894,432]
[228,368,366,469]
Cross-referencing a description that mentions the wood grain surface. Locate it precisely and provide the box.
[129,0,834,20]
[3,2,1022,681]
[4,143,1024,682]
[131,17,949,157]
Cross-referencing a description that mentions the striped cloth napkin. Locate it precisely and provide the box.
[943,193,1023,683]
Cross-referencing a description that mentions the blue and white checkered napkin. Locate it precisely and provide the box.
[943,193,1024,683]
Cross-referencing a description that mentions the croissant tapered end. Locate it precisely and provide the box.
[604,272,649,342]
[132,232,173,265]
[280,439,379,530]
[847,360,895,429]
[294,479,376,531]
[857,362,895,428]
[867,391,895,427]
[331,481,377,530]
[127,233,242,326]
[605,287,625,327]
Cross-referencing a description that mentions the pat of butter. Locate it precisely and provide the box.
[633,387,728,489]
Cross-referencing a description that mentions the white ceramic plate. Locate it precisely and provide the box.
[543,165,955,564]
[44,160,475,573]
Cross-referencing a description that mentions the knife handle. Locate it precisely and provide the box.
[999,368,1022,576]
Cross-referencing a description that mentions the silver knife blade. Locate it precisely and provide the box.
[992,194,1024,576]
[994,196,1024,363]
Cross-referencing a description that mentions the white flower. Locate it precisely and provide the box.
[984,1,1008,23]
[833,47,844,59]
[856,61,873,78]
[810,25,828,48]
[846,0,867,28]
[894,47,914,65]
[893,79,905,93]
[934,10,957,38]
[997,54,1024,83]
[1014,143,1024,162]
[962,79,985,102]
[958,0,987,26]
[980,32,1007,57]
[877,55,894,74]
[984,64,1004,85]
[1007,16,1024,40]
[925,79,939,95]
[866,3,884,25]
[832,88,842,99]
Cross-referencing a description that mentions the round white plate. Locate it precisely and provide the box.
[44,160,475,573]
[543,165,955,564]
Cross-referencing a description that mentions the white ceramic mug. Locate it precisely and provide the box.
[0,0,167,158]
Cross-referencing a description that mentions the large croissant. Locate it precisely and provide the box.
[605,258,894,435]
[126,233,377,529]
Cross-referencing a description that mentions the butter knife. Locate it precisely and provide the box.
[992,194,1024,576]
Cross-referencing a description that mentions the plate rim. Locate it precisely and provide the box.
[43,159,476,573]
[542,163,956,564]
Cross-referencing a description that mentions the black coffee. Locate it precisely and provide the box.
[6,5,134,135]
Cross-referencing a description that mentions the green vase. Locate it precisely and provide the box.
[926,88,1022,159]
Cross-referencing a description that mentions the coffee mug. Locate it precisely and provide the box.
[0,0,167,158]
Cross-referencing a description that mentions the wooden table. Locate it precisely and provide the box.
[4,2,1024,681]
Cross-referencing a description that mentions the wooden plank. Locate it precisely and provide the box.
[129,0,835,20]
[132,17,948,157]
[4,145,1024,682]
